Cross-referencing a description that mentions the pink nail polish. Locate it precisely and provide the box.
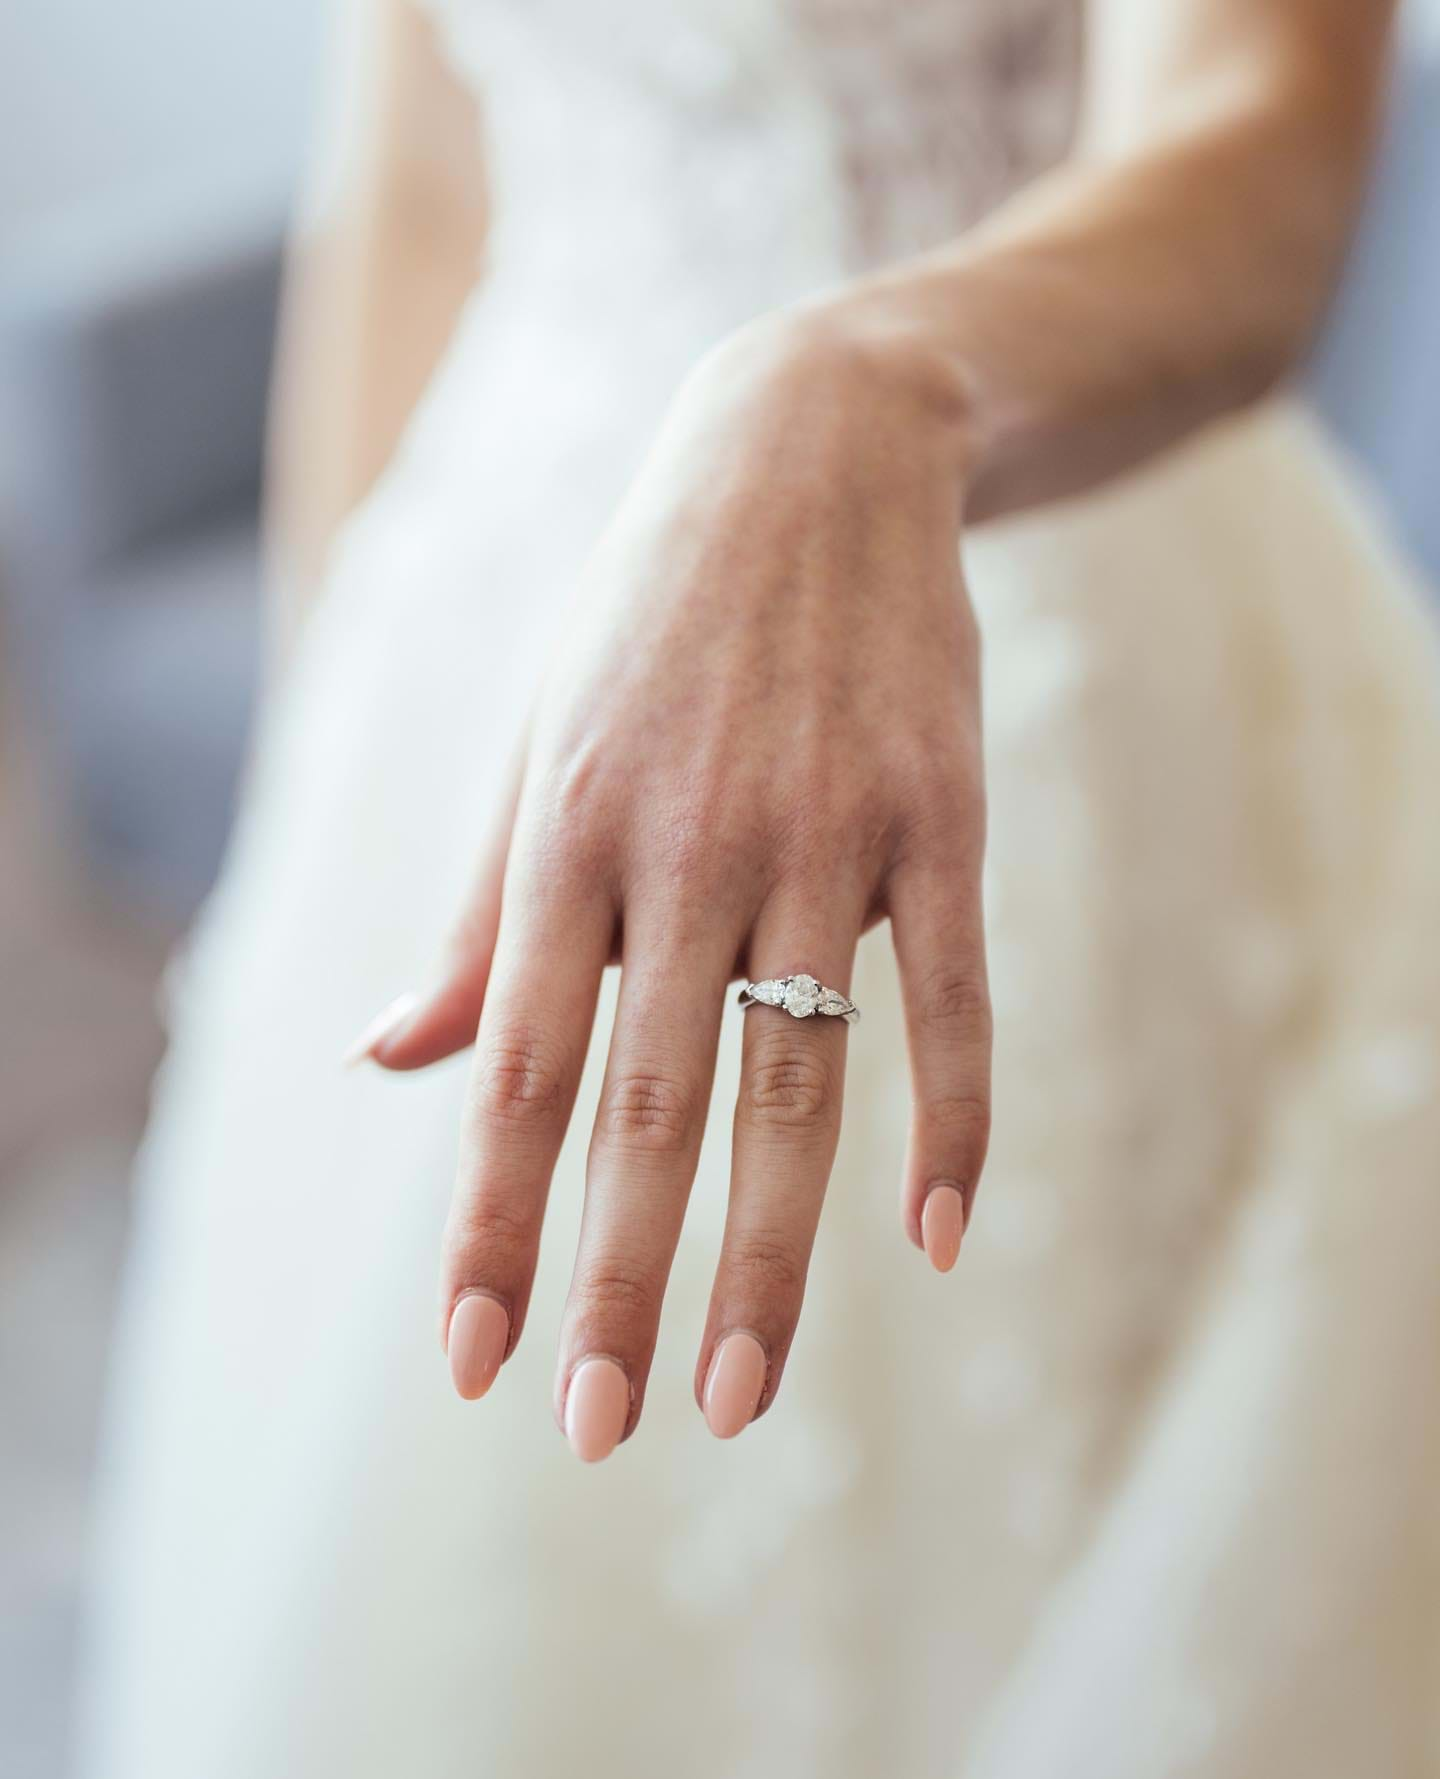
[447,1293,510,1400]
[564,1357,630,1462]
[702,1332,767,1439]
[921,1184,966,1272]
[343,992,420,1068]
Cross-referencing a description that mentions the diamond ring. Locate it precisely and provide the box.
[737,973,859,1024]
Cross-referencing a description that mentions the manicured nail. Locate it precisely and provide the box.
[343,992,420,1068]
[921,1184,966,1272]
[447,1292,510,1400]
[702,1331,767,1439]
[564,1357,630,1462]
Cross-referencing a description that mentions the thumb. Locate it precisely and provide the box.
[346,732,527,1072]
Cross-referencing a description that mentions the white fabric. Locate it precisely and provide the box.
[78,3,1440,1775]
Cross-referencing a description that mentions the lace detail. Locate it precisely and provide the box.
[420,0,1080,282]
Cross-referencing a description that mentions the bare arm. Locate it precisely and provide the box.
[264,0,485,646]
[811,0,1396,518]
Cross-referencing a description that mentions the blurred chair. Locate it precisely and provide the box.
[0,195,279,921]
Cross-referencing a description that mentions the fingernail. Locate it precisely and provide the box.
[343,992,420,1068]
[921,1184,966,1272]
[447,1292,510,1400]
[702,1331,767,1439]
[564,1357,630,1463]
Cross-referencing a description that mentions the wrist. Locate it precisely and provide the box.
[684,298,984,496]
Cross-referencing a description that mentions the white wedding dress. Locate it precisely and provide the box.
[78,2,1440,1775]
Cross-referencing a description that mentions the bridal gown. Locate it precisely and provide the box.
[78,2,1440,1775]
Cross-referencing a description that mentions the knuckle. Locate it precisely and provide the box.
[472,1027,569,1127]
[897,725,976,791]
[763,759,833,839]
[776,756,832,819]
[916,960,992,1037]
[646,802,759,910]
[598,1070,700,1155]
[529,826,609,903]
[569,1256,662,1325]
[773,784,865,871]
[524,763,617,885]
[724,1231,807,1299]
[445,1196,533,1276]
[924,1084,992,1154]
[891,751,984,866]
[742,1043,838,1130]
[899,756,962,819]
[651,807,727,885]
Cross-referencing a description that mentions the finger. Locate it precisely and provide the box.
[346,730,525,1072]
[346,891,502,1073]
[890,846,991,1272]
[439,871,613,1399]
[555,911,737,1461]
[696,890,862,1438]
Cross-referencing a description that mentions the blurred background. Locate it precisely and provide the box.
[0,2,1437,1775]
[0,5,321,1774]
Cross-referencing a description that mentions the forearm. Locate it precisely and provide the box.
[750,30,1390,523]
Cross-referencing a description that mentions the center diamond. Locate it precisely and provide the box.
[783,973,822,1018]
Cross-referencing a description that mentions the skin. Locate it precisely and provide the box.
[283,0,1397,1451]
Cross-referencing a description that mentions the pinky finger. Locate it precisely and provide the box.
[888,851,992,1272]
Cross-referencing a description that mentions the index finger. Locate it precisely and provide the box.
[439,868,613,1398]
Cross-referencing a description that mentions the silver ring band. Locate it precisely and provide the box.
[738,973,859,1024]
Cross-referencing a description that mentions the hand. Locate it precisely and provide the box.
[348,311,992,1459]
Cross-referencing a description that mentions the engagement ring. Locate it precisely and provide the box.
[737,973,859,1024]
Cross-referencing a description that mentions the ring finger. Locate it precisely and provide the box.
[696,886,864,1439]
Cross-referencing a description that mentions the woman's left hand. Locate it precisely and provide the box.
[348,311,992,1458]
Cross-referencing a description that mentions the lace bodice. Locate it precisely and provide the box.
[420,0,1080,321]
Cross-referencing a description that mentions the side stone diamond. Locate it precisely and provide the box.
[783,973,821,1017]
[751,979,786,1006]
[817,989,850,1016]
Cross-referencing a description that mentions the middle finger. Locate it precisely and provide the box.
[554,908,739,1461]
